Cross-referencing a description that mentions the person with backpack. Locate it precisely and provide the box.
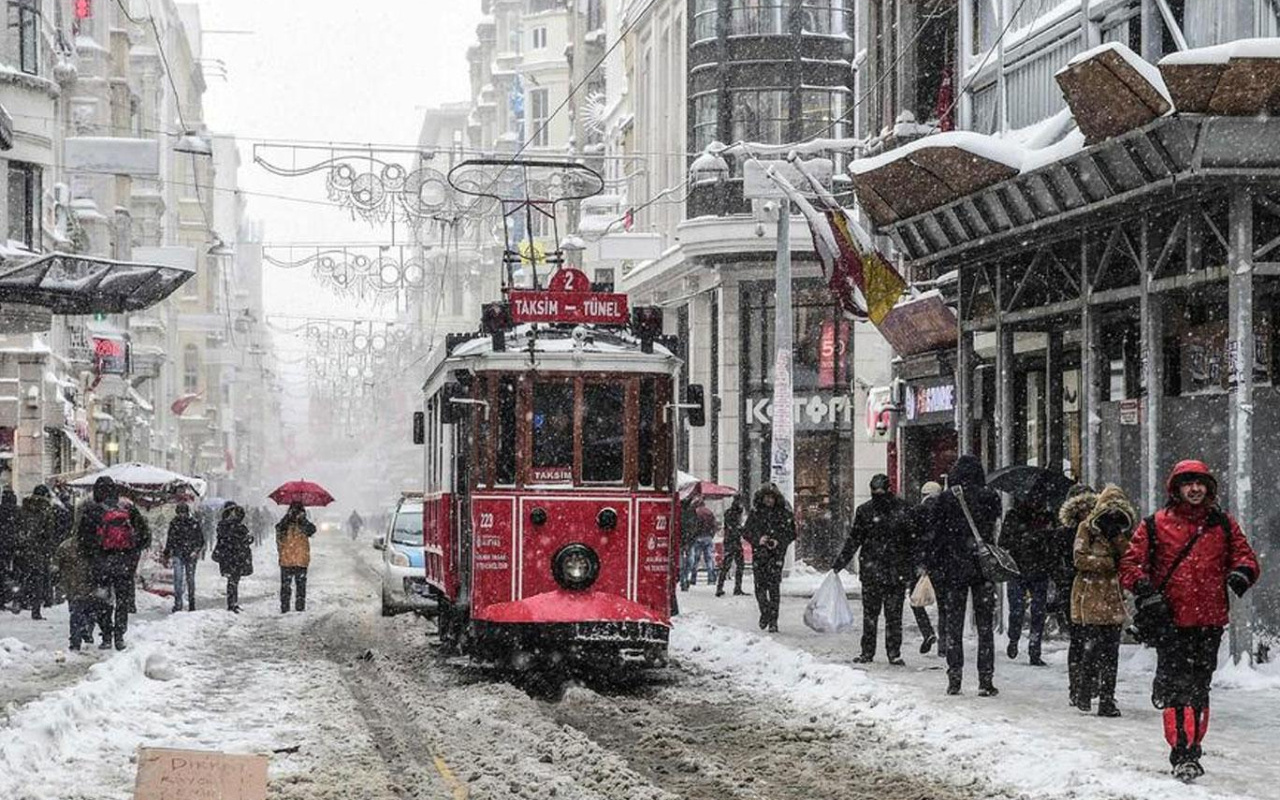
[1119,460,1259,783]
[276,502,315,613]
[163,503,205,612]
[16,486,58,619]
[212,503,252,613]
[78,476,150,650]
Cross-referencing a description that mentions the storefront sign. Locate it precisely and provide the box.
[92,336,128,376]
[905,383,954,421]
[865,386,895,440]
[818,319,849,389]
[745,393,856,430]
[508,290,629,325]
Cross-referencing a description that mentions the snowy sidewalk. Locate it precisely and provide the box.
[674,575,1280,800]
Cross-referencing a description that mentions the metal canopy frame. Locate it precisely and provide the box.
[884,116,1280,269]
[0,252,195,314]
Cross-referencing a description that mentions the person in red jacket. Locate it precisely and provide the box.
[1119,459,1260,783]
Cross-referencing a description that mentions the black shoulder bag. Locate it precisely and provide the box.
[1130,514,1210,646]
[952,486,1021,584]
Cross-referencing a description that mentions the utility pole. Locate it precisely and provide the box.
[770,199,796,574]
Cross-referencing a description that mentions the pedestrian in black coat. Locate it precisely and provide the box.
[163,503,205,612]
[0,487,20,609]
[743,483,795,632]
[923,455,1003,697]
[17,486,59,618]
[77,477,150,650]
[212,504,253,613]
[1000,495,1057,666]
[716,494,748,597]
[832,474,916,664]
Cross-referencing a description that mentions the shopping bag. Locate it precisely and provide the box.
[909,574,936,608]
[803,571,856,633]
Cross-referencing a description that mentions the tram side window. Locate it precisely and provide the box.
[532,382,575,479]
[496,376,518,485]
[582,382,625,483]
[638,378,655,487]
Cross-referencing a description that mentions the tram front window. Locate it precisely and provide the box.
[533,382,575,481]
[582,382,624,483]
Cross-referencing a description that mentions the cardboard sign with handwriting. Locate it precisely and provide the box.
[134,747,268,800]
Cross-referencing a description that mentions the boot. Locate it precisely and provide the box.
[1173,761,1203,783]
[978,679,999,697]
[920,634,937,655]
[113,635,126,651]
[1096,699,1121,718]
[852,654,874,664]
[1006,640,1018,659]
[946,676,962,695]
[733,588,747,596]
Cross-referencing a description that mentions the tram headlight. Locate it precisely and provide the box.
[552,544,600,591]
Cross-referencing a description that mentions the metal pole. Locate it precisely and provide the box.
[770,201,796,574]
[1227,186,1255,663]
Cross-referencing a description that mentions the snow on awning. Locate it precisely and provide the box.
[848,132,1022,227]
[62,426,105,470]
[127,385,154,412]
[1055,42,1172,145]
[0,252,195,315]
[1159,38,1280,116]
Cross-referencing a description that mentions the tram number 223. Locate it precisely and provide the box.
[478,512,495,529]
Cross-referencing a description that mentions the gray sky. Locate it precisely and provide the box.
[194,0,483,319]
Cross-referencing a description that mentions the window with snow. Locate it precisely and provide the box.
[691,92,719,152]
[7,161,41,250]
[729,89,788,146]
[531,26,547,50]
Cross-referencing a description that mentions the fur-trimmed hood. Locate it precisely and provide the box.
[1058,487,1098,528]
[1084,484,1137,533]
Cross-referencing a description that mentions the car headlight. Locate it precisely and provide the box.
[552,544,600,591]
[390,550,410,567]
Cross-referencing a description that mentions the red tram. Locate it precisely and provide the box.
[415,270,703,669]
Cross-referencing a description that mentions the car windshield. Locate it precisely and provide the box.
[391,505,424,545]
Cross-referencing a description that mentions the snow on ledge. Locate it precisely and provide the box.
[848,130,1024,176]
[1160,37,1280,67]
[1063,40,1173,107]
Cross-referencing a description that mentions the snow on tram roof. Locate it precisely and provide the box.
[449,323,675,359]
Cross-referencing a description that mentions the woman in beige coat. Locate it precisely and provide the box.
[1071,485,1136,717]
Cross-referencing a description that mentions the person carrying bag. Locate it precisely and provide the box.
[952,485,1021,584]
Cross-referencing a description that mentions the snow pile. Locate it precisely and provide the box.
[849,130,1025,176]
[0,636,33,667]
[671,613,1255,800]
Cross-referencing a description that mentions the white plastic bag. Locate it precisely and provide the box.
[803,571,856,633]
[909,574,936,608]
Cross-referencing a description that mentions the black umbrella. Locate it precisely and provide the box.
[986,465,1075,506]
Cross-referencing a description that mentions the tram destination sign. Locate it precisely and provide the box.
[508,290,630,325]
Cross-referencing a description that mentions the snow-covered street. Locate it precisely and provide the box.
[2,527,1276,799]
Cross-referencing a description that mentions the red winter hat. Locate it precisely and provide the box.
[1166,459,1217,502]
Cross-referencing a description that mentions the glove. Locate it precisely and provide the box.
[1132,579,1157,599]
[1228,569,1252,598]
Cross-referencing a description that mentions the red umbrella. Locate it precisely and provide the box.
[269,480,335,507]
[682,480,738,499]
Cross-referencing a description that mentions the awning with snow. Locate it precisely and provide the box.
[0,252,195,314]
[1159,38,1280,115]
[1055,42,1172,145]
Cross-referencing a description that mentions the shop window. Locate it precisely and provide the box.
[528,88,549,146]
[800,0,847,35]
[742,280,853,392]
[691,92,719,152]
[730,89,788,146]
[7,161,41,250]
[799,89,846,139]
[692,0,718,41]
[728,0,786,36]
[582,382,625,483]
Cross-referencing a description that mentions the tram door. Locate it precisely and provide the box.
[452,397,474,607]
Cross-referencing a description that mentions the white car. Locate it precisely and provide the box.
[374,497,433,616]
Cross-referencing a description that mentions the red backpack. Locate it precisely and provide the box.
[96,507,136,551]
